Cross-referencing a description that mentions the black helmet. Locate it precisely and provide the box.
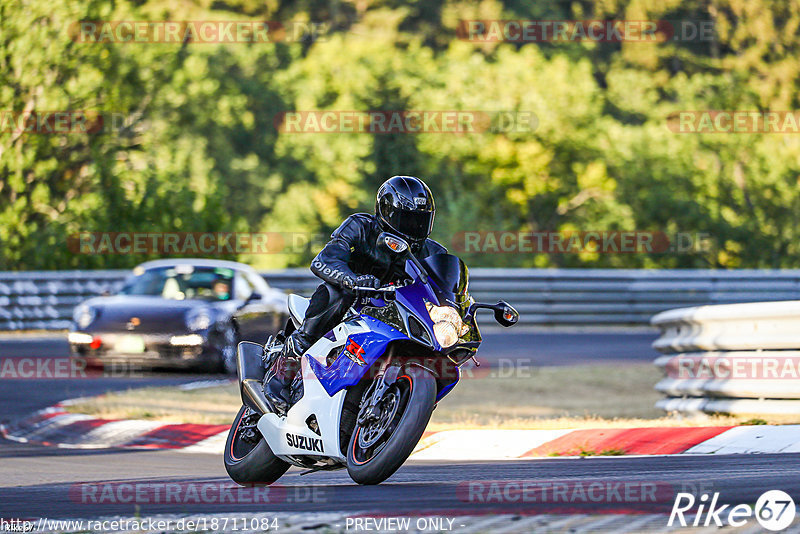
[375,176,435,244]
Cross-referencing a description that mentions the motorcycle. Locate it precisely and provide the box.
[223,232,519,485]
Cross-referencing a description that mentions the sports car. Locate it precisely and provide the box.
[68,259,288,373]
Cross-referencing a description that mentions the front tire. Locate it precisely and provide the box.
[346,366,436,485]
[224,406,290,485]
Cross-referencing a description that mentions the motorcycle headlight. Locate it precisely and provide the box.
[73,304,96,329]
[426,302,467,348]
[432,321,459,348]
[186,308,212,331]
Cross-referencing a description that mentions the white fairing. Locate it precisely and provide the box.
[257,318,371,463]
[287,294,310,328]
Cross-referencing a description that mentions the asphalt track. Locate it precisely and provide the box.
[2,332,799,529]
[2,444,800,520]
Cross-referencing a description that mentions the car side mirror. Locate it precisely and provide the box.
[245,291,262,303]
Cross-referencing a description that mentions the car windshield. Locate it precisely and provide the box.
[120,265,235,301]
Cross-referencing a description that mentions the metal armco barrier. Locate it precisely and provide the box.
[651,300,800,416]
[3,268,800,330]
[0,271,128,331]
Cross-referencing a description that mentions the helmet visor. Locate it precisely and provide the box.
[387,208,433,242]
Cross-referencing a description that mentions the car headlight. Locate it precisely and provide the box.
[426,302,467,348]
[73,304,96,329]
[186,308,212,331]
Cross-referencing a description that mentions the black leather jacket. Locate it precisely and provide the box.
[310,213,446,289]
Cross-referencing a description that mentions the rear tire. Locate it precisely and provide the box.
[346,366,436,485]
[224,406,290,485]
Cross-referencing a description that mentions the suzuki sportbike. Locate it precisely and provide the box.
[224,232,519,485]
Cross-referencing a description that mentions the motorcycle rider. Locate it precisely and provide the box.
[265,175,446,406]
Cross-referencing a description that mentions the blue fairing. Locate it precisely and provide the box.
[436,369,459,401]
[396,280,440,337]
[309,316,408,396]
[308,259,465,399]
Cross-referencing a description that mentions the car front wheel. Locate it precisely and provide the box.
[210,322,239,374]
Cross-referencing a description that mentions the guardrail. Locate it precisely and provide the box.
[652,301,800,416]
[3,268,800,330]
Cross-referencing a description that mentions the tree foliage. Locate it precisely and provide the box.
[3,0,800,270]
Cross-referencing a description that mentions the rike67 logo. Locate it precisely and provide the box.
[669,490,796,531]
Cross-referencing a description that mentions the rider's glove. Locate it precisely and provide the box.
[344,274,380,291]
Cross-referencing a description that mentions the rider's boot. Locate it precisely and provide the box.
[263,285,349,410]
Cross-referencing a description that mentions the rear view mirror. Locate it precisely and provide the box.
[377,232,409,255]
[376,231,429,283]
[466,300,520,327]
[493,301,519,327]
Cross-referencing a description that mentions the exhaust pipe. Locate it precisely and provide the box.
[237,341,276,415]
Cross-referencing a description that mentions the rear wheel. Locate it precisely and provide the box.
[224,406,290,485]
[346,366,436,485]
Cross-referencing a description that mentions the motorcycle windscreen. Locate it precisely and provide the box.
[419,253,470,307]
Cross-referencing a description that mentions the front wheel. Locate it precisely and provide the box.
[224,406,290,485]
[346,366,436,485]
